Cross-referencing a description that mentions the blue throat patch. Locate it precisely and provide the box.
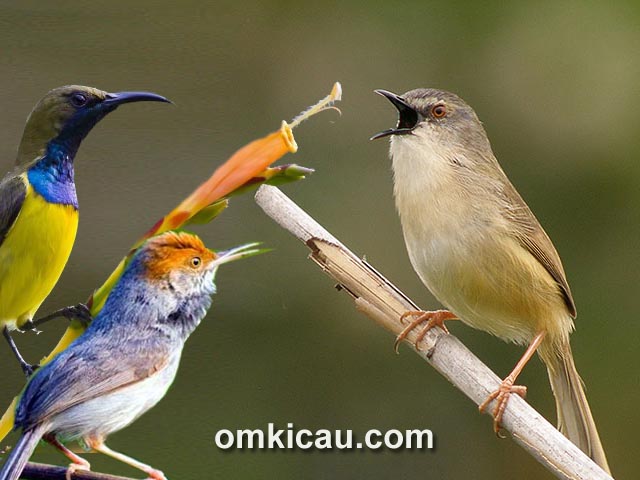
[27,140,78,208]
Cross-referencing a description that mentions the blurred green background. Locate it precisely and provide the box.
[1,1,638,479]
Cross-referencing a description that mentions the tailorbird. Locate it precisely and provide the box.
[372,88,610,473]
[0,231,262,480]
[0,85,169,375]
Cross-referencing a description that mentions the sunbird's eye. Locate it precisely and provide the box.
[190,257,202,268]
[70,93,88,108]
[431,104,447,119]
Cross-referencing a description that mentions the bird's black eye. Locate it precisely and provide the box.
[190,257,202,269]
[70,93,88,108]
[431,104,447,119]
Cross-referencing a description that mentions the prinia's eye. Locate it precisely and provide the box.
[190,257,202,268]
[70,93,88,108]
[431,104,447,119]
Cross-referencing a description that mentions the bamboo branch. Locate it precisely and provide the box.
[254,185,613,480]
[19,462,134,480]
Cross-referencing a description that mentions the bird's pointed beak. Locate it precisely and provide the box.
[370,89,421,140]
[103,91,172,107]
[209,243,269,270]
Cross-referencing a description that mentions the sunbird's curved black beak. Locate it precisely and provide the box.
[370,89,421,140]
[103,91,172,107]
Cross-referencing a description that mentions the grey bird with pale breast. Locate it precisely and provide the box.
[0,231,262,480]
[372,88,610,473]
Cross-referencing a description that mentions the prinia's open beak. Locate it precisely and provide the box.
[370,89,421,140]
[210,242,268,270]
[103,91,172,107]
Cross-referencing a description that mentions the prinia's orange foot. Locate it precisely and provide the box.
[478,377,527,435]
[394,309,457,353]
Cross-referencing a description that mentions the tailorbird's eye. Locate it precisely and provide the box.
[70,93,88,108]
[190,257,202,268]
[431,104,447,119]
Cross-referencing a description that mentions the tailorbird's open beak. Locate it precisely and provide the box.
[103,91,172,107]
[370,89,421,140]
[210,242,268,270]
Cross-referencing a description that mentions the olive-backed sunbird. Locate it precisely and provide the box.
[0,85,169,375]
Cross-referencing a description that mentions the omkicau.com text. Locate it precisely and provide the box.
[214,423,434,451]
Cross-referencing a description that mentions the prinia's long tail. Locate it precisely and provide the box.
[0,424,46,480]
[545,341,611,474]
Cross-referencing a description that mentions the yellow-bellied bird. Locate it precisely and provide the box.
[1,86,169,376]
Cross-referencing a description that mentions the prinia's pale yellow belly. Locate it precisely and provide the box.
[0,185,78,330]
[407,230,571,346]
[391,137,573,347]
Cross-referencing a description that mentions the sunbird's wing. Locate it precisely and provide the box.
[15,329,171,431]
[0,174,27,249]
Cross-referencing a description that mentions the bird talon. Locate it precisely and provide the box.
[479,378,527,434]
[394,310,456,353]
[393,337,403,354]
[65,461,91,480]
[64,304,93,326]
[398,311,415,326]
[22,363,38,378]
[144,468,167,480]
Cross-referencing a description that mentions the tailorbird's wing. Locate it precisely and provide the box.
[15,332,172,431]
[0,173,27,249]
[500,180,577,317]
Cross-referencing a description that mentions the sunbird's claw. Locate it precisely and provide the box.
[21,363,38,378]
[64,303,92,327]
[25,303,93,331]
